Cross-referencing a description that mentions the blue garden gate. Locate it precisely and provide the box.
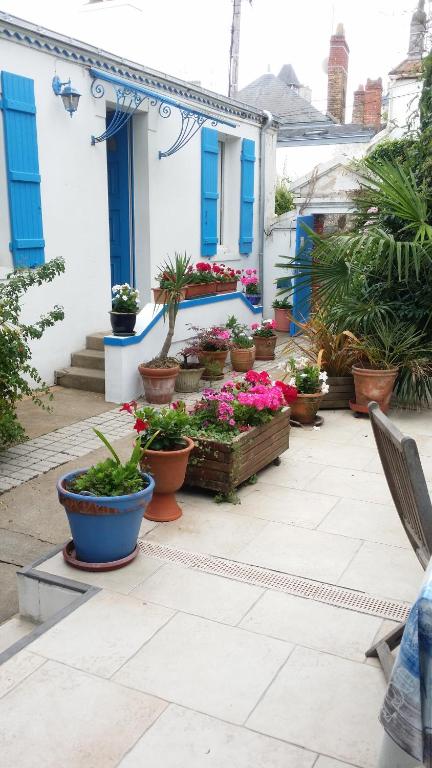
[290,214,314,335]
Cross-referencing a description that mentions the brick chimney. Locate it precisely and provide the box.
[327,22,349,123]
[364,78,383,128]
[352,84,365,124]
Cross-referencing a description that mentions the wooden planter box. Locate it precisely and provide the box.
[185,282,218,299]
[184,409,290,494]
[320,375,354,409]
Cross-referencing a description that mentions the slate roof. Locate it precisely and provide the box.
[236,67,333,124]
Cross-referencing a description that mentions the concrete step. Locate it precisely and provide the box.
[56,366,105,393]
[86,332,108,352]
[0,615,37,655]
[71,348,105,371]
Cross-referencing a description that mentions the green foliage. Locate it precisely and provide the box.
[225,315,254,349]
[272,296,292,309]
[366,137,418,168]
[111,284,139,313]
[285,357,321,394]
[347,319,432,371]
[155,252,192,360]
[69,429,147,497]
[135,403,190,451]
[275,181,295,216]
[0,258,65,449]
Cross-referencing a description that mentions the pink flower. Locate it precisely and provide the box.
[251,323,259,330]
[229,419,236,426]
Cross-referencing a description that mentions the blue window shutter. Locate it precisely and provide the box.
[239,138,255,255]
[201,127,218,257]
[1,71,45,268]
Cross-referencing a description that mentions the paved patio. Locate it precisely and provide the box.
[0,403,430,767]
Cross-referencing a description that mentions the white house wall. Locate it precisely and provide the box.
[0,28,275,390]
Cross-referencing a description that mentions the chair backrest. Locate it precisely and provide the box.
[369,401,432,570]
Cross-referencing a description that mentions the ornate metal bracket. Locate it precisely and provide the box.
[89,68,236,157]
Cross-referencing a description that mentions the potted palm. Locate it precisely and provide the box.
[252,319,277,360]
[226,315,255,372]
[123,401,193,522]
[279,356,329,424]
[57,427,154,569]
[272,296,292,332]
[110,283,139,336]
[139,253,191,403]
[175,348,204,393]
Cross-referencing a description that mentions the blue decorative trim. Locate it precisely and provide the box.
[0,21,263,124]
[104,291,262,347]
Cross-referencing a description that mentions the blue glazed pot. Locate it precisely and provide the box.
[57,470,155,563]
[246,294,262,306]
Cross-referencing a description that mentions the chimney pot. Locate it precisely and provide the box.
[363,78,383,128]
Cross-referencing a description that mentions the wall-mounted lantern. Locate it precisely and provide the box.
[52,76,81,117]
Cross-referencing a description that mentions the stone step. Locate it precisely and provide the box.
[86,332,108,352]
[71,348,105,371]
[0,615,37,655]
[55,366,105,393]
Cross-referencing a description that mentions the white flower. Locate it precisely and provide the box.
[321,382,330,394]
[313,426,321,431]
[288,377,295,386]
[112,284,121,292]
[319,371,328,382]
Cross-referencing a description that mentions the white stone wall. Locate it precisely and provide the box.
[0,33,275,386]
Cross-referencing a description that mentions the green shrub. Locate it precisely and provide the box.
[275,181,295,216]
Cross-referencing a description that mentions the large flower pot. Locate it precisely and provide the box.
[216,280,238,294]
[290,392,323,425]
[57,470,154,565]
[352,366,399,414]
[141,438,194,522]
[198,350,228,380]
[138,365,180,404]
[152,288,186,304]
[245,293,262,306]
[274,307,291,332]
[254,334,277,360]
[185,282,217,299]
[109,311,136,336]
[175,366,204,393]
[230,346,256,372]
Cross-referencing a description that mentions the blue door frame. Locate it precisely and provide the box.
[106,115,133,286]
[290,214,314,335]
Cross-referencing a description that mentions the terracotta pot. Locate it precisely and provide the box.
[138,364,180,404]
[254,334,277,360]
[198,350,228,379]
[352,366,399,414]
[175,367,204,393]
[230,346,256,372]
[274,307,291,333]
[185,282,217,299]
[141,437,195,522]
[152,287,186,304]
[215,280,238,294]
[290,392,323,425]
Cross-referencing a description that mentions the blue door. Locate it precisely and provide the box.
[290,214,314,335]
[106,116,132,286]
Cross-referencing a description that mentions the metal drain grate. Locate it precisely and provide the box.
[138,540,410,623]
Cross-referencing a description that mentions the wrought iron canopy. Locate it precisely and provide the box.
[89,68,236,157]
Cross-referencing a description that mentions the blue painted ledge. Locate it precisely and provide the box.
[104,291,263,347]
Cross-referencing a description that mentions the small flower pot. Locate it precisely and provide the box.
[290,392,323,425]
[216,280,238,294]
[274,307,291,332]
[175,366,204,393]
[57,470,154,565]
[141,438,195,522]
[138,364,180,404]
[109,311,136,336]
[253,334,277,360]
[245,293,262,306]
[198,350,228,380]
[185,282,218,299]
[152,288,186,304]
[230,346,256,372]
[352,366,399,414]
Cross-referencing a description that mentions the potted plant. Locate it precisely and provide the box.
[187,324,232,380]
[57,427,155,569]
[152,266,187,304]
[138,253,191,403]
[184,262,218,298]
[272,296,292,332]
[226,315,255,372]
[175,348,204,393]
[252,319,277,360]
[346,320,432,414]
[241,269,261,306]
[212,264,240,293]
[110,283,140,336]
[280,356,329,424]
[185,370,297,495]
[123,401,193,522]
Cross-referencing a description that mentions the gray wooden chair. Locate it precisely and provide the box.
[365,401,432,679]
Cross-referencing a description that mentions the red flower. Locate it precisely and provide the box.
[120,402,132,414]
[133,418,149,433]
[245,370,260,383]
[275,380,298,405]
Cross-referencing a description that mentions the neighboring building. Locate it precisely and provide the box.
[0,11,278,400]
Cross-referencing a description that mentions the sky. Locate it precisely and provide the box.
[2,0,430,118]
